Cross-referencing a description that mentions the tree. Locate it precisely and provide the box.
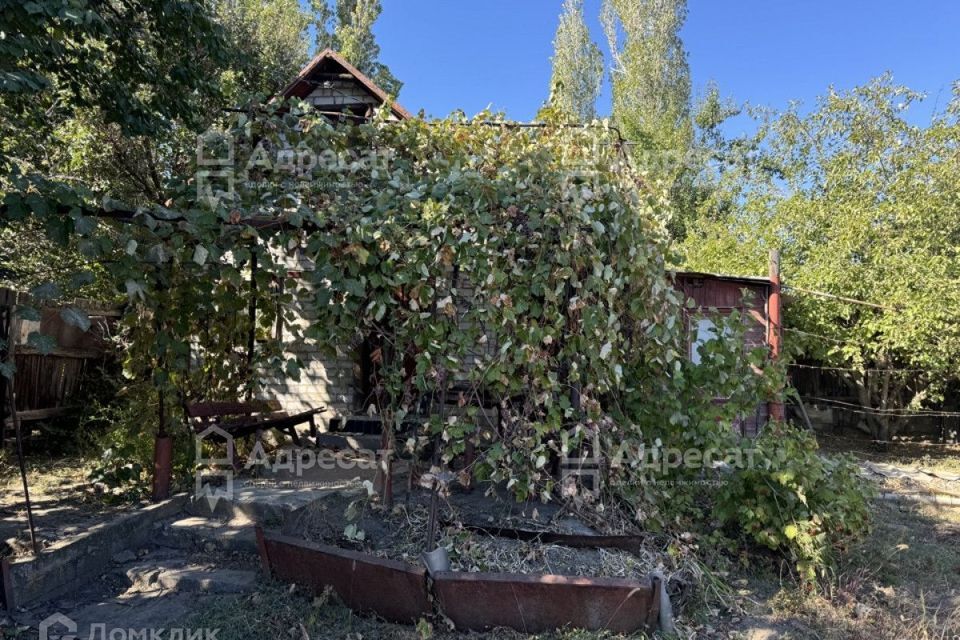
[311,0,402,96]
[601,0,695,239]
[44,0,313,206]
[0,0,234,298]
[1,0,233,212]
[0,0,229,141]
[601,0,692,155]
[544,0,603,123]
[216,0,312,103]
[667,81,747,239]
[681,76,960,441]
[2,0,313,214]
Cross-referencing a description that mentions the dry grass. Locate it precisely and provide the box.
[719,433,960,640]
[754,500,960,639]
[0,453,92,497]
[0,454,132,556]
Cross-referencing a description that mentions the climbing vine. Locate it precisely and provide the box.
[3,102,865,573]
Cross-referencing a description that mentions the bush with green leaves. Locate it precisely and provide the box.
[82,382,195,502]
[606,307,786,528]
[715,424,872,581]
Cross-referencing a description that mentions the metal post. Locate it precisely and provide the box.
[768,250,785,422]
[4,308,39,555]
[246,246,258,401]
[152,283,172,501]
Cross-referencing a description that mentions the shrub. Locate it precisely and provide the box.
[82,382,194,502]
[714,423,872,581]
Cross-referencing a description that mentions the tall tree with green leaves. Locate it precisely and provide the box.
[601,0,692,155]
[0,0,232,293]
[682,76,960,441]
[3,0,311,207]
[311,0,402,96]
[1,0,229,165]
[216,0,312,102]
[544,0,603,123]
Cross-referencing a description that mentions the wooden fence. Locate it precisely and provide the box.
[0,288,121,443]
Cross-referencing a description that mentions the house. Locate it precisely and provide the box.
[278,48,411,120]
[262,52,778,438]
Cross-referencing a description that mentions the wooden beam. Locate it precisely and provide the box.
[768,250,785,423]
[3,407,67,424]
[16,346,107,359]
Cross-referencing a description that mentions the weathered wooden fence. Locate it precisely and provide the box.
[1,288,121,444]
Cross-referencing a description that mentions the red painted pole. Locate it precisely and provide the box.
[768,250,785,422]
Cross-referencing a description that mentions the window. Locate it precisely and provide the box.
[690,316,732,364]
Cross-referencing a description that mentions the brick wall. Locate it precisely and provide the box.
[258,252,360,429]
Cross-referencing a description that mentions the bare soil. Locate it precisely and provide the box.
[0,455,137,557]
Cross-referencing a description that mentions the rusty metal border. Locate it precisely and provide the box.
[256,527,431,623]
[257,527,661,634]
[432,570,659,633]
[454,521,653,553]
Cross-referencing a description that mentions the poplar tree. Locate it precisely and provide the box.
[602,0,692,156]
[311,0,402,96]
[545,0,603,123]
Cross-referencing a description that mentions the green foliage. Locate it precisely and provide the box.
[601,0,705,242]
[715,424,872,582]
[1,0,315,278]
[311,0,402,96]
[0,0,230,303]
[682,76,960,439]
[609,309,785,526]
[0,219,109,294]
[168,104,778,528]
[263,110,682,505]
[8,97,780,538]
[82,383,195,501]
[543,0,603,123]
[602,0,692,156]
[0,0,230,139]
[216,0,312,104]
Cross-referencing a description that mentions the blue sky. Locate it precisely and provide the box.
[364,0,959,126]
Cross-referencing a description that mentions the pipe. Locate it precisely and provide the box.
[768,250,785,422]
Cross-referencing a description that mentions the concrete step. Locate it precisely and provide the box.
[125,562,257,594]
[315,431,383,452]
[161,516,258,554]
[1,494,188,610]
[183,482,355,523]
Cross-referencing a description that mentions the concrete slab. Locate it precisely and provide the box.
[3,493,188,610]
[184,483,361,523]
[126,561,256,595]
[165,517,258,554]
[156,567,256,594]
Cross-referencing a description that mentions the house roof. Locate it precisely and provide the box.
[674,270,772,288]
[280,48,412,120]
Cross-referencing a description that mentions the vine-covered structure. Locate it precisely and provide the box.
[259,53,778,440]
